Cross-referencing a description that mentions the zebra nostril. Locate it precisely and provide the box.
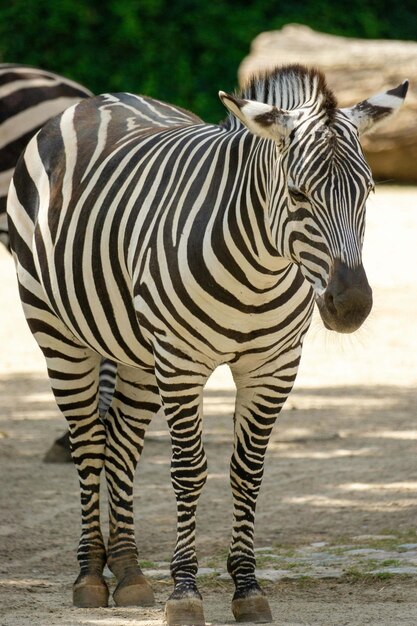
[324,290,337,315]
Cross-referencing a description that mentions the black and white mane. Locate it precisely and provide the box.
[222,64,338,131]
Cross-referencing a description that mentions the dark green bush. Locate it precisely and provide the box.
[0,0,415,122]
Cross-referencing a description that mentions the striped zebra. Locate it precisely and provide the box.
[7,65,407,624]
[0,64,96,461]
[0,64,93,248]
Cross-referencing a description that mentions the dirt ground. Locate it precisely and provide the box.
[1,185,417,625]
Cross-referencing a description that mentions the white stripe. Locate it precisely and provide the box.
[0,65,93,95]
[0,97,85,149]
[6,180,34,249]
[0,77,61,98]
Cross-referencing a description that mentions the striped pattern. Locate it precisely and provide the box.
[0,64,117,460]
[0,64,201,249]
[0,64,93,248]
[7,65,406,618]
[0,66,202,463]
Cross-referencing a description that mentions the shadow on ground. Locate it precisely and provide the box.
[1,371,416,552]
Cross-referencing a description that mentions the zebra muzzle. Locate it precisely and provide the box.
[316,259,373,333]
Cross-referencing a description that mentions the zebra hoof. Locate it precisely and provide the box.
[113,573,155,606]
[165,596,206,626]
[232,593,272,623]
[73,574,109,607]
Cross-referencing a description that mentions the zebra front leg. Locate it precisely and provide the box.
[228,359,300,623]
[42,346,108,607]
[155,348,210,626]
[105,365,158,607]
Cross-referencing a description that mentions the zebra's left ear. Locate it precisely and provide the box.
[342,80,409,136]
[219,91,296,141]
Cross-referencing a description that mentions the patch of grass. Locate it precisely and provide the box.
[348,557,405,573]
[293,575,316,588]
[360,538,402,551]
[282,561,303,570]
[140,560,158,568]
[344,567,364,582]
[344,567,411,583]
[204,558,223,569]
[198,572,231,590]
[372,572,396,580]
[379,559,404,568]
[271,544,298,558]
[328,546,350,556]
[326,529,417,554]
[198,572,220,581]
[255,555,280,568]
[355,530,417,552]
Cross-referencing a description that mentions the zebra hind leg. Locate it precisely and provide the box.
[43,358,117,463]
[98,358,117,416]
[42,345,109,607]
[104,365,158,607]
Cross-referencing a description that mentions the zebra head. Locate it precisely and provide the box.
[219,65,408,333]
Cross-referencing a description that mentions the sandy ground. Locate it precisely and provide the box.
[1,185,417,625]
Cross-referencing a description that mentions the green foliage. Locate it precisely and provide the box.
[0,0,415,122]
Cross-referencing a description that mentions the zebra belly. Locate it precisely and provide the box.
[33,249,313,376]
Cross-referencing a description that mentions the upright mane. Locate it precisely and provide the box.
[222,64,337,131]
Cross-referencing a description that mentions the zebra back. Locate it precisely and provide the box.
[0,65,202,250]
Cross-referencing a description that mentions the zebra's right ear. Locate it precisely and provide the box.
[219,91,296,141]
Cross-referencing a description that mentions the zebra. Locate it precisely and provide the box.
[0,64,94,249]
[7,65,407,624]
[0,64,201,462]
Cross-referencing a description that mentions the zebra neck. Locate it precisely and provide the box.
[221,133,291,279]
[251,137,291,265]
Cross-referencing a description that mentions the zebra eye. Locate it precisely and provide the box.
[289,187,308,203]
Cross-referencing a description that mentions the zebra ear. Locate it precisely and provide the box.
[342,80,408,136]
[219,91,296,140]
